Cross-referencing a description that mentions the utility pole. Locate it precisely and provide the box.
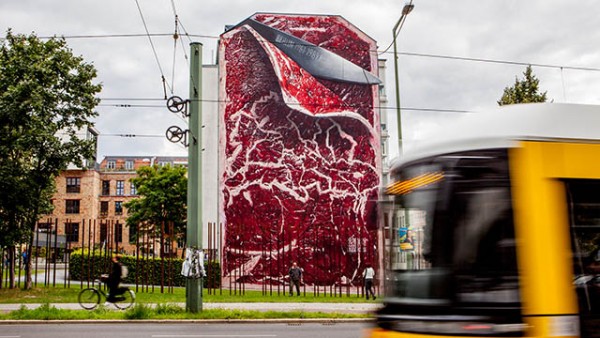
[392,2,414,156]
[186,42,203,312]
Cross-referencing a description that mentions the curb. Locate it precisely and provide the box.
[0,318,375,325]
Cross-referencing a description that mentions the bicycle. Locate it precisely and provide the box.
[78,277,135,310]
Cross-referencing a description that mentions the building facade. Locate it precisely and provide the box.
[39,156,187,255]
[218,13,382,286]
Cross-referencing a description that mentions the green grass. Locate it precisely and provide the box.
[0,284,377,320]
[0,302,371,321]
[0,285,375,304]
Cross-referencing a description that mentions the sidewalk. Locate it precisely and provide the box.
[0,302,381,314]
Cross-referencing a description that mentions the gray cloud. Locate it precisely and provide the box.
[3,0,600,161]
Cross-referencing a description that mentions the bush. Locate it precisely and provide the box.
[124,303,153,319]
[154,303,185,315]
[69,250,220,288]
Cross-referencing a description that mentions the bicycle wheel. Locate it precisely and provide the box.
[78,288,101,310]
[114,289,135,310]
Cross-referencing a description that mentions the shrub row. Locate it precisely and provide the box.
[69,250,220,288]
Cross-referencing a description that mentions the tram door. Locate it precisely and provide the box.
[566,180,600,338]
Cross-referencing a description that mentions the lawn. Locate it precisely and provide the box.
[0,285,376,304]
[0,286,376,321]
[0,302,372,320]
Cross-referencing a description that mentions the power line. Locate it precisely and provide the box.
[37,33,218,40]
[100,97,165,101]
[98,103,164,108]
[134,0,172,98]
[99,134,164,138]
[395,51,600,72]
[37,32,600,73]
[97,98,470,113]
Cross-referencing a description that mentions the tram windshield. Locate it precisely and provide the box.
[385,149,520,309]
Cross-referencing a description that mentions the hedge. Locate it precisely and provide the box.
[69,250,220,288]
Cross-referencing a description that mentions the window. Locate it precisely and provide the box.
[125,160,134,171]
[100,222,108,242]
[387,150,519,308]
[116,180,124,196]
[130,181,137,195]
[37,222,53,233]
[66,177,81,193]
[65,200,80,214]
[100,201,109,216]
[101,180,110,195]
[106,160,116,169]
[129,224,137,244]
[115,201,123,215]
[114,223,123,243]
[568,179,600,335]
[65,223,79,242]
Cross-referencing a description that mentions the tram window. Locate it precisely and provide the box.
[452,186,519,304]
[567,180,600,338]
[444,151,519,304]
[386,150,519,306]
[453,187,514,274]
[567,180,600,314]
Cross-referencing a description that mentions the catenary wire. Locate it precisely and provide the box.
[97,99,472,113]
[134,0,173,97]
[36,32,600,73]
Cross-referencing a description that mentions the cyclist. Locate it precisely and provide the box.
[106,255,123,302]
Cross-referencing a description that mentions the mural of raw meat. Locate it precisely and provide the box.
[218,13,381,286]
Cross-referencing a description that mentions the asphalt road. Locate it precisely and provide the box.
[0,322,373,338]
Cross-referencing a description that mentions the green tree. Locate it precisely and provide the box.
[0,30,101,288]
[125,165,187,258]
[498,65,548,105]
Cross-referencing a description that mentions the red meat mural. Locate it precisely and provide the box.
[218,13,381,287]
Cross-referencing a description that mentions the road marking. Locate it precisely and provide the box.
[0,336,21,338]
[152,335,276,338]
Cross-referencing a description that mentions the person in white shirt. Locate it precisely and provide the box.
[362,263,376,300]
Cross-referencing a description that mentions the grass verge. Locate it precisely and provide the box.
[0,303,371,321]
[0,286,375,304]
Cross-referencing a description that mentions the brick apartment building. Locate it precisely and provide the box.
[38,156,187,255]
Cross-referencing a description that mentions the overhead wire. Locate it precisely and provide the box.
[171,16,179,95]
[97,98,471,113]
[100,133,164,138]
[134,0,172,98]
[175,16,193,69]
[392,51,600,72]
[37,33,217,40]
[39,32,600,73]
[36,18,600,137]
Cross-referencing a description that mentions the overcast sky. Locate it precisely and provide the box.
[3,1,600,162]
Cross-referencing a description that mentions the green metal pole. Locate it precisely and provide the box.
[392,3,414,156]
[392,20,403,156]
[186,42,203,313]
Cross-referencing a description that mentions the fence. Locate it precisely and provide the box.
[1,219,376,298]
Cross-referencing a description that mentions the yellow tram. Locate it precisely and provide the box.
[371,103,600,338]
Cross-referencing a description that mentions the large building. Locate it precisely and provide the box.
[39,156,187,255]
[219,13,383,285]
[41,15,392,285]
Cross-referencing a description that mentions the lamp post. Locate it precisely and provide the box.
[392,2,414,156]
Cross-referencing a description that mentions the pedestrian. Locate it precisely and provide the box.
[21,250,28,269]
[106,255,123,302]
[288,261,303,296]
[363,263,376,300]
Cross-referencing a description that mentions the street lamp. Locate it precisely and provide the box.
[392,2,414,156]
